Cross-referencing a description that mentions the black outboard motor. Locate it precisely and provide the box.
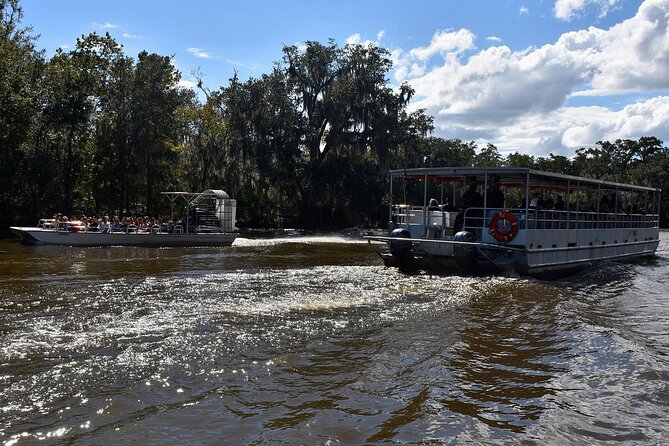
[389,228,414,271]
[453,230,477,274]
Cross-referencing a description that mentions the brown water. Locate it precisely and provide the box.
[1,232,668,445]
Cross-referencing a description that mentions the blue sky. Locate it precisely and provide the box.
[21,0,669,156]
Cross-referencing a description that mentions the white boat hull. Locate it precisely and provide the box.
[10,227,237,247]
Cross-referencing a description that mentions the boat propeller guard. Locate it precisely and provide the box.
[489,210,518,243]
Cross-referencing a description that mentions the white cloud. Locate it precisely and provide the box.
[486,98,669,155]
[345,32,384,47]
[486,36,502,43]
[91,21,118,30]
[121,32,140,39]
[408,29,475,61]
[520,6,529,15]
[554,0,621,21]
[394,0,669,155]
[178,78,198,90]
[346,33,361,45]
[187,47,214,59]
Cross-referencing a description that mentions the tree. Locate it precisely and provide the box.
[283,40,432,226]
[505,152,535,168]
[0,0,43,223]
[417,138,476,168]
[130,51,187,214]
[474,143,503,167]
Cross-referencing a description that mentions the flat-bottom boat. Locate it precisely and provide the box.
[367,167,660,278]
[10,189,238,248]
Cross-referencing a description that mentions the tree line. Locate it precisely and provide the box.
[2,0,668,229]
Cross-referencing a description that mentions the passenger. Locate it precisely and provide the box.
[100,216,111,233]
[553,195,565,211]
[428,198,440,210]
[139,217,149,232]
[529,192,542,209]
[485,176,505,209]
[599,195,610,213]
[111,216,123,232]
[461,180,483,209]
[88,217,99,232]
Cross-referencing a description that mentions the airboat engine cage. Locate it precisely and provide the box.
[161,189,237,234]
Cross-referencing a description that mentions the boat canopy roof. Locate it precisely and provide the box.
[389,167,660,193]
[161,189,232,204]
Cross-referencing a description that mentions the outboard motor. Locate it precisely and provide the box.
[453,230,477,274]
[389,228,414,271]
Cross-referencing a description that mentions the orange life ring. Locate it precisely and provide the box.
[489,211,518,243]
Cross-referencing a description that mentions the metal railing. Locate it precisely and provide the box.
[462,208,659,231]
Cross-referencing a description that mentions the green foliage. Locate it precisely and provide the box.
[2,0,669,228]
[0,0,44,224]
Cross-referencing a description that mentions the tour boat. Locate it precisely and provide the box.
[10,189,238,247]
[366,167,661,277]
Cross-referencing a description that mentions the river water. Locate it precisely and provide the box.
[0,231,668,445]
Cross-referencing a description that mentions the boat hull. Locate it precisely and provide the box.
[371,230,660,278]
[10,227,237,247]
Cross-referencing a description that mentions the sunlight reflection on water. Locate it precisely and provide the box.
[1,233,669,445]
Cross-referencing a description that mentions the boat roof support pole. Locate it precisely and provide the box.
[658,189,662,228]
[389,173,393,223]
[423,174,428,229]
[524,173,530,212]
[483,173,488,217]
[576,181,580,227]
[423,174,428,207]
[615,185,619,226]
[567,180,571,226]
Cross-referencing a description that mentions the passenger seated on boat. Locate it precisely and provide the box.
[60,216,69,231]
[428,198,440,210]
[178,217,190,233]
[138,217,149,232]
[111,216,123,232]
[100,216,111,233]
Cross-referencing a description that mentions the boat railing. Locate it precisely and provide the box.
[462,208,659,232]
[392,205,458,229]
[45,221,197,235]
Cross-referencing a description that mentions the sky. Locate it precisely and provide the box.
[20,0,669,157]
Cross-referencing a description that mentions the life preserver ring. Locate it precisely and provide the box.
[489,211,518,243]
